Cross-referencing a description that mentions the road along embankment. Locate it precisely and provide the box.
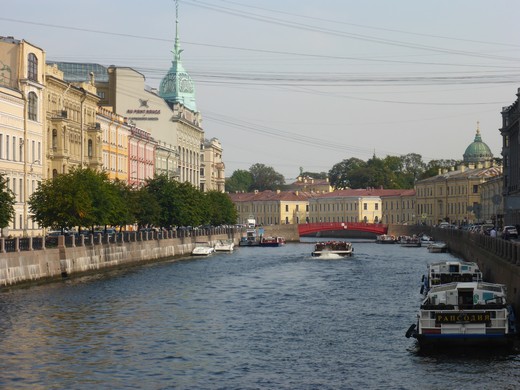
[0,230,238,289]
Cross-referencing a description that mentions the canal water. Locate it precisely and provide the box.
[0,239,518,389]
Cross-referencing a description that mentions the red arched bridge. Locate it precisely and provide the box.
[298,222,388,236]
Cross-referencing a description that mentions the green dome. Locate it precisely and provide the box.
[463,125,493,164]
[159,6,197,112]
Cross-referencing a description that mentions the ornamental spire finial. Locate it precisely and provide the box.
[173,0,183,62]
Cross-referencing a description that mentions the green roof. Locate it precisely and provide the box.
[463,126,493,164]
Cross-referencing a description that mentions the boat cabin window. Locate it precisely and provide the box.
[448,264,460,273]
[458,289,474,307]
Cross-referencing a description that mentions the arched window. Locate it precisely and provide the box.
[28,92,37,121]
[52,169,58,179]
[28,53,38,81]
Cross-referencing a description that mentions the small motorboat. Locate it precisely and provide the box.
[191,242,215,256]
[214,239,235,252]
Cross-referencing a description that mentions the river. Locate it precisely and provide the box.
[0,239,518,389]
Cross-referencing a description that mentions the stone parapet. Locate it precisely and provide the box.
[0,233,236,289]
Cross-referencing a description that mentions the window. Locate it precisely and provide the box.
[28,92,38,121]
[473,185,478,194]
[285,205,289,212]
[52,129,57,149]
[363,203,368,210]
[88,139,93,157]
[375,204,379,210]
[28,53,38,81]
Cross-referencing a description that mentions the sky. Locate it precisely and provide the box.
[3,0,520,182]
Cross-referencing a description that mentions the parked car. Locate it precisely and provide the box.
[502,225,518,239]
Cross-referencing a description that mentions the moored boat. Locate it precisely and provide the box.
[375,234,397,244]
[399,235,421,247]
[214,239,235,252]
[427,241,448,253]
[259,236,286,247]
[311,241,353,257]
[191,242,215,256]
[421,260,482,295]
[406,281,517,348]
[239,228,260,246]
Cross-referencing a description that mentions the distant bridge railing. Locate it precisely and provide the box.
[298,222,388,236]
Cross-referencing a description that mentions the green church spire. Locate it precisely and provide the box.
[159,0,197,112]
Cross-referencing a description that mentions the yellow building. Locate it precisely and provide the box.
[228,190,312,225]
[0,37,45,236]
[309,189,408,223]
[45,64,101,177]
[415,164,501,226]
[97,107,130,182]
[381,189,416,225]
[415,126,501,226]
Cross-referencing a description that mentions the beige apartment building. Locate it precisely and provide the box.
[202,137,225,192]
[45,64,102,177]
[229,190,312,225]
[0,37,45,236]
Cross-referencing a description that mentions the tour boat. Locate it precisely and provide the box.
[421,260,482,295]
[399,235,421,247]
[311,241,353,257]
[259,236,286,247]
[214,239,235,252]
[191,242,215,256]
[427,241,448,253]
[375,234,397,244]
[406,281,517,348]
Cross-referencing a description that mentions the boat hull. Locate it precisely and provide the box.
[311,250,352,257]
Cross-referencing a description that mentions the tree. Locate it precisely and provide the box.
[145,175,209,228]
[133,186,161,229]
[29,168,115,231]
[328,157,366,189]
[248,163,285,191]
[0,174,15,229]
[206,191,238,225]
[225,169,253,193]
[400,153,426,184]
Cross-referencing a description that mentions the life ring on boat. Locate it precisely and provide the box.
[405,324,416,338]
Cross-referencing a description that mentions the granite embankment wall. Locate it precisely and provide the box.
[0,232,238,288]
[388,224,520,318]
[261,224,299,242]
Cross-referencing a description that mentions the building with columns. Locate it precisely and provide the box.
[0,36,45,237]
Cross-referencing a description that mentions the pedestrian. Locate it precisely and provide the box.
[490,227,497,238]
